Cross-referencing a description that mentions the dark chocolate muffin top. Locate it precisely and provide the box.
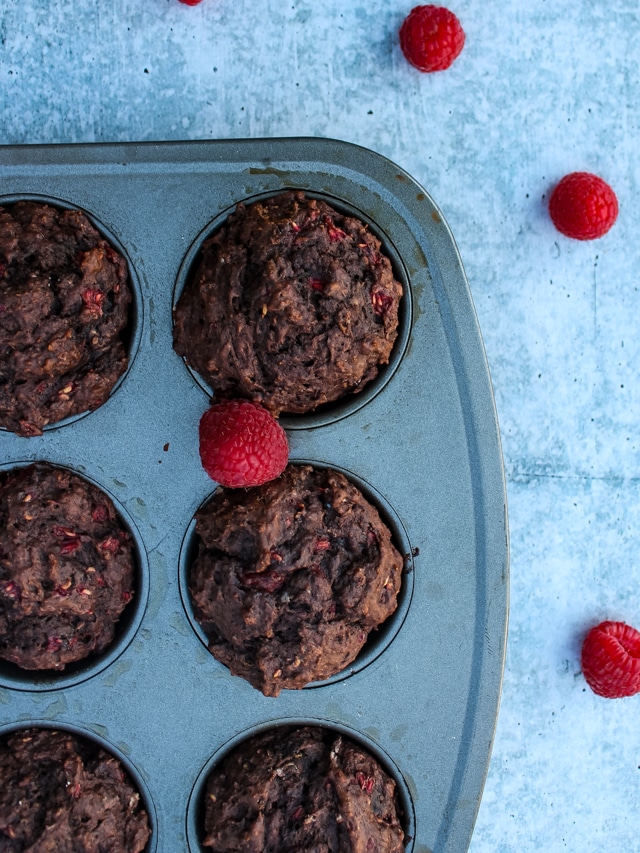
[0,728,150,853]
[0,201,131,436]
[188,464,403,696]
[173,191,402,416]
[202,725,404,853]
[0,463,136,671]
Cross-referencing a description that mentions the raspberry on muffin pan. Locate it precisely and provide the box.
[173,191,402,416]
[199,399,289,488]
[0,201,131,436]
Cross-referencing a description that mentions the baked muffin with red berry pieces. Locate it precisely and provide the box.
[188,463,403,696]
[202,726,404,853]
[173,191,402,416]
[0,728,151,853]
[0,201,131,436]
[0,463,136,671]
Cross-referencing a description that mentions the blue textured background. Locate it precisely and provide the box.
[2,1,640,850]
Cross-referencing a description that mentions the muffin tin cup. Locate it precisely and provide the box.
[178,459,415,691]
[0,138,508,853]
[0,720,158,853]
[0,459,150,692]
[0,193,144,435]
[185,717,417,853]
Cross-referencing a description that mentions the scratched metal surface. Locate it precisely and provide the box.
[0,138,507,853]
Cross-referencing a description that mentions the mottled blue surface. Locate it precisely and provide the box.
[2,1,640,850]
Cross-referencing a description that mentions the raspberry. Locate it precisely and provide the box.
[178,0,203,4]
[198,400,289,488]
[548,172,618,240]
[399,5,465,73]
[581,621,640,698]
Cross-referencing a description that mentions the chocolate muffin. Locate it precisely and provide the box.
[0,463,136,671]
[202,726,404,853]
[0,728,150,852]
[0,201,131,436]
[188,464,403,696]
[173,191,402,415]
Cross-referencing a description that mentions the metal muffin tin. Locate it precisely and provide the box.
[0,138,509,853]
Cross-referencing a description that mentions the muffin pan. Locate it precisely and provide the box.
[0,138,509,853]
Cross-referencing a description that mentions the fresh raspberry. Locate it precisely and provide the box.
[399,5,465,73]
[198,400,289,488]
[548,172,618,240]
[581,621,640,698]
[178,0,203,5]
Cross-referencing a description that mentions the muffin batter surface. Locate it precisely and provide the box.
[203,726,405,853]
[173,191,402,415]
[0,201,131,436]
[189,464,403,696]
[0,463,136,671]
[0,728,150,853]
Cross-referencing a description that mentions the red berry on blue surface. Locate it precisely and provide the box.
[399,5,465,73]
[548,172,618,240]
[581,621,640,698]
